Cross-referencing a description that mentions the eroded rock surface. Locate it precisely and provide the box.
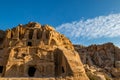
[74,43,120,80]
[0,22,89,80]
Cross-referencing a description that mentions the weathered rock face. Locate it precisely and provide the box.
[74,43,120,80]
[0,22,89,80]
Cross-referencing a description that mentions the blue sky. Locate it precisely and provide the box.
[0,0,120,47]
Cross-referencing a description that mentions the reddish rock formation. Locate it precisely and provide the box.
[0,22,89,80]
[74,43,120,80]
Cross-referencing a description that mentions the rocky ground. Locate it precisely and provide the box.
[74,43,120,80]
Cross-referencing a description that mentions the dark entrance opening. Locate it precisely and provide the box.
[0,66,3,73]
[28,66,36,77]
[62,66,65,73]
[27,42,32,46]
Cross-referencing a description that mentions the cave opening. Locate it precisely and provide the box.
[28,66,36,77]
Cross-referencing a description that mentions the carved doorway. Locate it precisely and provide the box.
[54,49,66,77]
[28,66,36,77]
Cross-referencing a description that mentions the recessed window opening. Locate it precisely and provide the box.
[27,42,32,46]
[22,54,26,57]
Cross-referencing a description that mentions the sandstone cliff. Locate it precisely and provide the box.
[0,22,89,80]
[74,43,120,80]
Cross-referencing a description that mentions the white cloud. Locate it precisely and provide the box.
[56,13,120,40]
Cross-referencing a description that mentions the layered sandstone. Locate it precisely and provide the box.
[74,43,120,80]
[0,22,89,80]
